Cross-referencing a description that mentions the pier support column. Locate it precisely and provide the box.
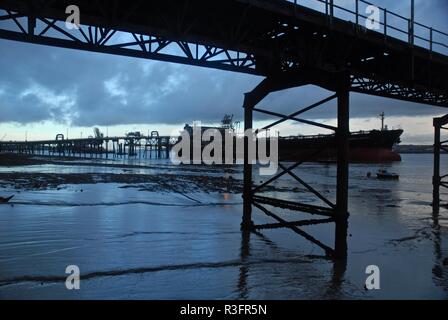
[433,115,448,210]
[434,118,441,211]
[241,75,295,231]
[335,74,350,260]
[242,100,254,231]
[240,70,351,258]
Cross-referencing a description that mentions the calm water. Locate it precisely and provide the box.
[0,154,447,299]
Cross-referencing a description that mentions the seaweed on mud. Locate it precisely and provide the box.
[387,226,433,247]
[0,171,244,194]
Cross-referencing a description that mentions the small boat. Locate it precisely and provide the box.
[0,195,14,203]
[377,169,399,180]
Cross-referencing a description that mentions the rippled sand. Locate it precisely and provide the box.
[0,154,447,299]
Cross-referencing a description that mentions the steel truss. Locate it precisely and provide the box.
[432,115,448,287]
[351,76,448,107]
[1,2,447,107]
[0,8,259,75]
[433,115,448,210]
[242,73,350,259]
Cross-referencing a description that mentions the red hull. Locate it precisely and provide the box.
[278,129,403,163]
[349,147,401,162]
[279,147,401,163]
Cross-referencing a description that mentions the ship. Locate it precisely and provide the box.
[278,113,403,163]
[180,113,403,163]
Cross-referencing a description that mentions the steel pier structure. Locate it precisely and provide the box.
[1,0,448,258]
[434,115,448,210]
[0,133,176,159]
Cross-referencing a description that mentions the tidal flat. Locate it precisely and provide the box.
[0,153,447,299]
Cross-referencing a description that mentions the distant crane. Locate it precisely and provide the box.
[0,134,6,141]
[379,112,386,131]
[93,127,104,139]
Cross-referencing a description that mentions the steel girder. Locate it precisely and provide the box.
[351,76,448,107]
[434,115,448,209]
[242,73,350,259]
[0,8,261,75]
[0,1,447,107]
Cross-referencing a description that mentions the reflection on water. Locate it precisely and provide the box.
[0,154,447,299]
[431,204,448,292]
[238,231,251,300]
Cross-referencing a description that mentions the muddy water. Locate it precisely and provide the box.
[0,154,447,299]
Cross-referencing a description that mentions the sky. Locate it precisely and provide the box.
[0,0,447,144]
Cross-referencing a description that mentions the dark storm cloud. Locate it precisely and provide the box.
[0,91,51,123]
[71,56,262,126]
[0,39,263,126]
[0,0,447,126]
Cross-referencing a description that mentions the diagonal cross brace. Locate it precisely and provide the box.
[252,201,335,257]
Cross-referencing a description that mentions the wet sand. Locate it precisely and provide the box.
[0,153,50,166]
[0,153,447,299]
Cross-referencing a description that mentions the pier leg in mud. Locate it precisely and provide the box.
[240,71,350,257]
[238,230,251,298]
[434,118,441,211]
[334,75,350,260]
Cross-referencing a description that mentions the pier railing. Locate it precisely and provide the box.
[289,0,448,56]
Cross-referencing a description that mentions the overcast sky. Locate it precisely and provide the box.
[0,0,447,143]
